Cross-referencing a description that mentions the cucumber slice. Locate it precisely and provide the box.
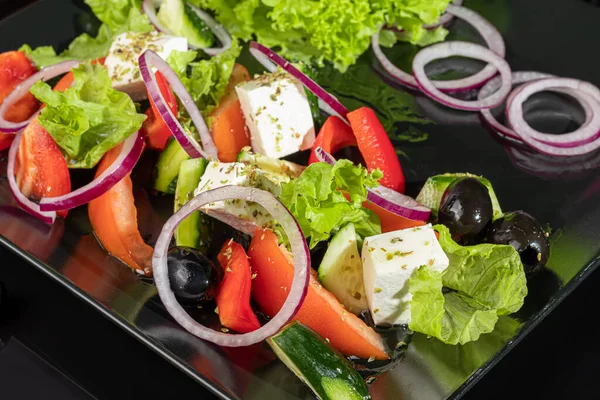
[157,0,214,49]
[416,173,503,220]
[154,138,190,194]
[318,223,368,315]
[267,322,371,400]
[174,158,209,250]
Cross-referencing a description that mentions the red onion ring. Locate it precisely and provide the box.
[373,5,505,93]
[38,131,144,211]
[152,186,310,346]
[142,0,232,56]
[7,130,56,224]
[314,147,430,222]
[248,41,350,123]
[505,78,600,149]
[0,60,79,133]
[139,50,218,159]
[480,72,595,145]
[424,0,464,30]
[413,41,512,111]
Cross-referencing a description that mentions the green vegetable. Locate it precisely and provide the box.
[279,160,382,249]
[166,40,241,119]
[408,225,527,345]
[193,0,451,72]
[29,62,146,169]
[21,0,152,68]
[416,173,503,220]
[154,138,190,194]
[318,223,368,314]
[158,0,215,48]
[175,158,210,251]
[267,321,371,400]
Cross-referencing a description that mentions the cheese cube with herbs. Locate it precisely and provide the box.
[194,161,290,235]
[235,72,315,159]
[104,31,187,101]
[361,224,449,326]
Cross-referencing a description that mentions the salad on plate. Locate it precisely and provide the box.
[5,0,597,398]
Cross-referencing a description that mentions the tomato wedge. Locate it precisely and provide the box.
[248,229,388,360]
[88,144,153,275]
[0,51,40,150]
[308,116,357,164]
[15,117,71,218]
[141,70,179,151]
[216,240,261,333]
[348,107,405,193]
[210,63,251,162]
[364,201,426,232]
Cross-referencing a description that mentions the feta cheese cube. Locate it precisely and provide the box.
[193,161,283,235]
[104,31,187,101]
[361,224,449,326]
[236,72,315,159]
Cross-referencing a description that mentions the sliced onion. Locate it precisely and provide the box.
[413,41,512,111]
[139,50,218,159]
[314,147,431,222]
[505,78,600,149]
[0,60,79,133]
[142,0,232,56]
[38,131,144,211]
[373,5,505,93]
[248,41,350,123]
[153,186,310,347]
[480,72,595,145]
[7,130,56,224]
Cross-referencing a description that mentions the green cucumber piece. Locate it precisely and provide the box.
[157,0,214,49]
[174,158,210,251]
[318,223,368,315]
[154,139,190,194]
[267,322,371,400]
[416,173,503,220]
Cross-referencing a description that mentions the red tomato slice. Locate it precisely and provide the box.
[140,70,179,151]
[216,240,261,333]
[15,117,70,218]
[248,229,388,360]
[308,115,357,164]
[348,107,406,193]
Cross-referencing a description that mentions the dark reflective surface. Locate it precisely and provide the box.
[1,0,600,399]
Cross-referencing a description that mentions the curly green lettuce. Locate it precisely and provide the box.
[193,0,451,72]
[408,225,527,345]
[20,0,152,68]
[279,160,382,248]
[29,62,146,169]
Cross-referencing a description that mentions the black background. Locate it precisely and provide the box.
[1,0,600,399]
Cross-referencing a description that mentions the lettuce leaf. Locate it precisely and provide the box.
[193,0,451,72]
[279,160,382,248]
[20,1,152,68]
[30,62,146,169]
[408,225,527,345]
[166,39,241,118]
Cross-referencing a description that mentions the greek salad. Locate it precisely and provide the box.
[4,0,588,398]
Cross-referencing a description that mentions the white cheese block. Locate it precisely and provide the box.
[361,224,449,326]
[104,31,187,101]
[235,72,315,159]
[193,161,280,235]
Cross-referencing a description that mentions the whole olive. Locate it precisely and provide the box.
[438,177,493,243]
[167,247,221,306]
[485,211,550,274]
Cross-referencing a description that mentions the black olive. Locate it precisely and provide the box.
[167,247,222,306]
[438,177,493,243]
[485,211,550,274]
